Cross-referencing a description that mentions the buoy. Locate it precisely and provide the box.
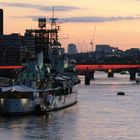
[117,92,125,96]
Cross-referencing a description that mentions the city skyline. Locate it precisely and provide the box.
[1,0,140,52]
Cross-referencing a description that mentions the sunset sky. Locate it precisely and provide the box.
[1,0,140,52]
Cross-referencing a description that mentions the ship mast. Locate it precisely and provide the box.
[49,6,61,48]
[51,6,55,30]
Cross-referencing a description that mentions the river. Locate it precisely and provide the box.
[0,72,140,140]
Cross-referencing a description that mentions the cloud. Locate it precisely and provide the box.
[13,15,140,23]
[0,2,81,12]
[5,2,140,23]
[66,16,140,22]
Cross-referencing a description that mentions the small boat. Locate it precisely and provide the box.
[136,78,140,83]
[117,91,125,96]
[120,71,129,75]
[137,72,140,76]
[0,15,80,115]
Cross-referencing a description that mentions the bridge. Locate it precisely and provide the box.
[0,64,140,84]
[76,64,140,71]
[75,63,140,81]
[0,66,25,69]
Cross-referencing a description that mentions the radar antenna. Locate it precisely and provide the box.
[49,6,61,48]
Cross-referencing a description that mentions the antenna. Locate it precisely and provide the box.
[49,6,61,48]
[50,6,58,30]
[52,6,54,19]
[90,26,96,52]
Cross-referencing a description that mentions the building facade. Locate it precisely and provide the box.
[0,9,3,35]
[0,33,25,65]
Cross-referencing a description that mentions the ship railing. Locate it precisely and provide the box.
[0,77,10,87]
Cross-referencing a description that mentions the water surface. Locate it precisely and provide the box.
[0,72,140,140]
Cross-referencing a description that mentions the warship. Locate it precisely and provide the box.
[0,14,80,115]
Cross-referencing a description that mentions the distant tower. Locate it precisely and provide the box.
[0,9,3,35]
[68,43,77,54]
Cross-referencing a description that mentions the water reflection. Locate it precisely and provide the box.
[1,73,140,140]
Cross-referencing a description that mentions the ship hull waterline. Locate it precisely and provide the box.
[0,90,78,116]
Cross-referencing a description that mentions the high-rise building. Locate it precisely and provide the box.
[0,9,3,35]
[68,43,77,54]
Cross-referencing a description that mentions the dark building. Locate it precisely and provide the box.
[96,44,112,54]
[23,32,35,58]
[0,9,3,35]
[0,33,25,66]
[68,43,77,54]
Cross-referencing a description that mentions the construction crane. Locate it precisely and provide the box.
[90,26,96,52]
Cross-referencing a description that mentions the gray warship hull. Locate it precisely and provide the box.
[0,85,78,115]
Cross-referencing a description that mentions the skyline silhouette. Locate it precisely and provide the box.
[1,0,140,51]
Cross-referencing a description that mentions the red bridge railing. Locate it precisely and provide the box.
[76,64,140,71]
[0,64,140,71]
[0,66,25,69]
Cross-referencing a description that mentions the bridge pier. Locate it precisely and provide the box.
[108,69,114,78]
[85,72,90,85]
[129,69,136,80]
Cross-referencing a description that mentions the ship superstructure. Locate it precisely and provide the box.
[0,13,80,115]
